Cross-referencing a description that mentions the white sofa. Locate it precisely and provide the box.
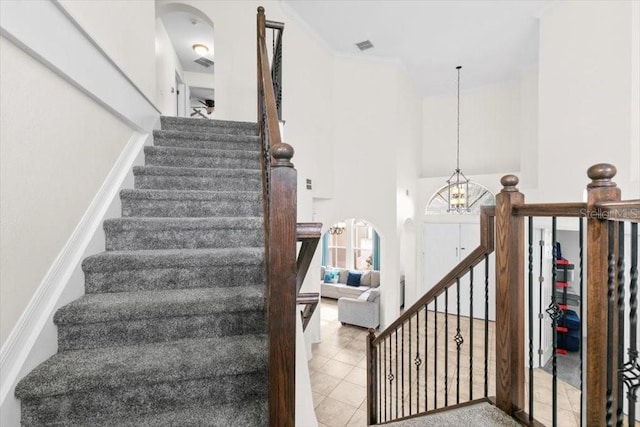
[338,289,380,328]
[320,267,380,299]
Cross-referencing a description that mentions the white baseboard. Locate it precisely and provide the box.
[0,131,152,425]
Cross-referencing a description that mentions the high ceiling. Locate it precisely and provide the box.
[281,0,553,96]
[160,8,215,74]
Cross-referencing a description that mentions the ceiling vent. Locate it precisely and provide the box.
[355,40,374,51]
[194,57,214,68]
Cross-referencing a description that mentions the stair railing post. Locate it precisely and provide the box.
[268,143,297,427]
[585,163,621,425]
[494,175,525,415]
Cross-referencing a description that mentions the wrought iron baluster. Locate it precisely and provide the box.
[409,316,412,414]
[415,310,421,410]
[469,266,474,401]
[425,304,428,411]
[384,336,387,422]
[579,217,584,427]
[378,339,382,423]
[616,222,625,426]
[455,277,462,404]
[445,288,449,407]
[395,328,399,419]
[528,217,534,422]
[544,217,560,427]
[484,254,489,398]
[620,222,638,424]
[402,322,405,418]
[606,221,615,426]
[434,298,438,409]
[388,335,394,421]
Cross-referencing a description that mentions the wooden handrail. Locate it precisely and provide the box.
[296,222,322,292]
[512,202,587,217]
[373,205,495,345]
[297,292,319,330]
[593,199,640,222]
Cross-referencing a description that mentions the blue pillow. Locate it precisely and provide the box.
[324,271,335,282]
[346,272,362,287]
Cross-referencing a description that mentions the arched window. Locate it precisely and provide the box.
[425,182,495,215]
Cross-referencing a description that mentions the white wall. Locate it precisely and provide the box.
[0,37,134,346]
[59,0,156,104]
[422,82,522,178]
[535,0,639,202]
[155,17,184,116]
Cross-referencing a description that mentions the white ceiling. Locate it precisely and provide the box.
[282,0,553,96]
[161,10,215,74]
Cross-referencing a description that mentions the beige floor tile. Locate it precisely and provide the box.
[333,349,365,366]
[311,371,342,395]
[312,391,326,409]
[323,359,357,380]
[309,354,330,372]
[328,381,367,408]
[346,409,367,426]
[315,396,358,426]
[343,366,367,387]
[313,342,342,359]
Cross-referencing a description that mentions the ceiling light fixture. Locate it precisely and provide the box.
[192,44,209,56]
[328,222,346,235]
[446,66,472,213]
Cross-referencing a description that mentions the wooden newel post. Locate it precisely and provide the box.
[366,329,377,426]
[495,174,525,415]
[268,141,297,427]
[585,163,621,426]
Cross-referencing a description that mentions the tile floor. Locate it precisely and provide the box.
[308,298,584,427]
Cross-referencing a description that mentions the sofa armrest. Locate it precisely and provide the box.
[338,297,379,329]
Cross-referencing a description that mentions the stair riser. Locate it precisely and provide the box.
[121,198,262,218]
[134,175,262,192]
[58,311,266,351]
[85,264,264,293]
[105,228,262,251]
[160,123,257,136]
[146,154,260,170]
[20,372,267,426]
[154,137,260,151]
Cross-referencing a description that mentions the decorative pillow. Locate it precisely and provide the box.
[323,271,335,283]
[346,272,362,286]
[358,290,371,301]
[338,269,349,284]
[370,271,381,288]
[366,288,380,302]
[360,271,371,286]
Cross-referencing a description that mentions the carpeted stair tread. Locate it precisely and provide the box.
[379,402,519,426]
[133,166,262,191]
[120,189,262,218]
[160,116,258,135]
[104,217,263,250]
[154,129,260,147]
[145,146,260,169]
[54,285,265,325]
[83,247,263,272]
[15,334,267,400]
[133,165,261,179]
[92,400,267,426]
[121,188,261,201]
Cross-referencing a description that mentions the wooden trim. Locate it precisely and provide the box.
[366,329,377,426]
[593,200,640,222]
[297,292,319,330]
[512,202,587,217]
[513,410,546,427]
[494,175,525,416]
[265,19,285,30]
[296,222,322,292]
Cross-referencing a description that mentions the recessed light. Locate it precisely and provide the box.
[192,44,209,56]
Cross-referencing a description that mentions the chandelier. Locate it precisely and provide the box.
[328,222,346,235]
[447,66,471,213]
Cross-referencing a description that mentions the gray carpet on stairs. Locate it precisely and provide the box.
[15,116,268,426]
[380,402,520,426]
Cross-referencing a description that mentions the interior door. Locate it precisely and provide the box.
[422,223,460,297]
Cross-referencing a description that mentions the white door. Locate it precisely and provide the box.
[422,223,460,297]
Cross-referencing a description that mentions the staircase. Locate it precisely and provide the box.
[15,116,269,426]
